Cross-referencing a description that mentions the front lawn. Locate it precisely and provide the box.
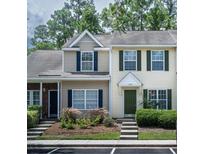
[37,132,120,140]
[138,127,176,140]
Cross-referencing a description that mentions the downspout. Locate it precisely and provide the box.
[108,46,112,116]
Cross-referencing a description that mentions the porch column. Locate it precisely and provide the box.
[40,82,43,119]
[57,81,60,119]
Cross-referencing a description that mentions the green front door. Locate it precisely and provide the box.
[124,90,136,114]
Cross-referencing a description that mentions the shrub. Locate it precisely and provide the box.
[27,110,39,128]
[103,116,115,127]
[62,108,82,122]
[136,109,162,127]
[159,110,177,129]
[87,108,109,123]
[27,105,42,112]
[90,115,101,126]
[76,118,91,129]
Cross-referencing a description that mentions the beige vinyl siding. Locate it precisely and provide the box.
[111,47,177,118]
[63,34,109,72]
[64,51,76,72]
[61,81,109,114]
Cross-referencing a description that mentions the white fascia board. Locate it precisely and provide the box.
[62,48,80,51]
[69,30,104,47]
[94,47,110,51]
[28,77,110,81]
[111,45,177,48]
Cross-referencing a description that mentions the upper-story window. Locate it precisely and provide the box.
[81,51,94,71]
[151,50,165,71]
[123,51,137,70]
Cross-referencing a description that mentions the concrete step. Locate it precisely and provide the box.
[121,130,138,135]
[122,122,137,126]
[27,135,39,139]
[37,123,53,127]
[120,135,138,140]
[116,118,135,123]
[28,127,48,131]
[121,125,138,130]
[27,131,43,136]
[40,121,55,124]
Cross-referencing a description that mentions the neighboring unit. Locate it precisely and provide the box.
[27,30,177,118]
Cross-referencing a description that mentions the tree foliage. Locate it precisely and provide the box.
[30,0,177,51]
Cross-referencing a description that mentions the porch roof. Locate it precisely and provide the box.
[118,72,142,87]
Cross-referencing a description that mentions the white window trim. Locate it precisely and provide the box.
[148,89,168,110]
[81,51,94,72]
[151,50,165,71]
[72,89,99,110]
[123,50,137,71]
[27,90,40,105]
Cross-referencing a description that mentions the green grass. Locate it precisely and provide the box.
[139,130,176,140]
[36,132,120,140]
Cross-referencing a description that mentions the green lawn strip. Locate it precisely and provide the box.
[36,132,120,140]
[138,130,176,140]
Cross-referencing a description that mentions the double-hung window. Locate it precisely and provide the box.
[151,51,165,71]
[81,51,94,71]
[72,89,98,109]
[148,89,168,109]
[124,51,137,70]
[27,90,40,105]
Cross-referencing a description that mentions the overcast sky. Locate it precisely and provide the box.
[27,0,114,47]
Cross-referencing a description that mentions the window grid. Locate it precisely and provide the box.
[81,51,94,71]
[148,90,168,109]
[27,90,40,105]
[151,51,165,71]
[72,89,98,110]
[123,51,137,70]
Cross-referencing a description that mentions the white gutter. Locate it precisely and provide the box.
[28,77,110,81]
[111,45,177,48]
[62,48,80,51]
[94,47,110,51]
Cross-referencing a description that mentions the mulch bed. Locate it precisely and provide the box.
[44,122,120,136]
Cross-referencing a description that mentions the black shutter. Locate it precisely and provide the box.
[68,89,72,108]
[143,89,148,108]
[98,89,103,108]
[137,50,141,71]
[147,50,151,71]
[119,50,123,71]
[94,51,98,71]
[167,89,172,109]
[165,50,169,71]
[76,51,81,71]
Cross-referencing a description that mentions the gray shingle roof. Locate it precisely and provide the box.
[27,50,109,79]
[63,30,177,48]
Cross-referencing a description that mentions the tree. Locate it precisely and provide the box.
[31,25,55,50]
[146,0,169,30]
[162,0,177,29]
[47,7,75,49]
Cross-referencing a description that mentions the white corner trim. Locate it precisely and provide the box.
[111,45,177,48]
[62,48,80,51]
[69,30,104,47]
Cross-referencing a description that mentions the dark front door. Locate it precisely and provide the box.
[124,90,136,115]
[49,91,57,118]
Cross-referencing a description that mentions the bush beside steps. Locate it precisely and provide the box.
[136,109,177,129]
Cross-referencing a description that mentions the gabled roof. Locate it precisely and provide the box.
[118,72,142,87]
[69,30,104,47]
[63,30,177,48]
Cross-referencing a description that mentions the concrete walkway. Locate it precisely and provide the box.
[27,140,176,147]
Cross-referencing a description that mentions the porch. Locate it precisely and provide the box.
[27,82,61,119]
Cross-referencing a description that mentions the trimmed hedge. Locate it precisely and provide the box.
[159,110,177,129]
[27,105,42,113]
[27,110,39,128]
[136,109,176,129]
